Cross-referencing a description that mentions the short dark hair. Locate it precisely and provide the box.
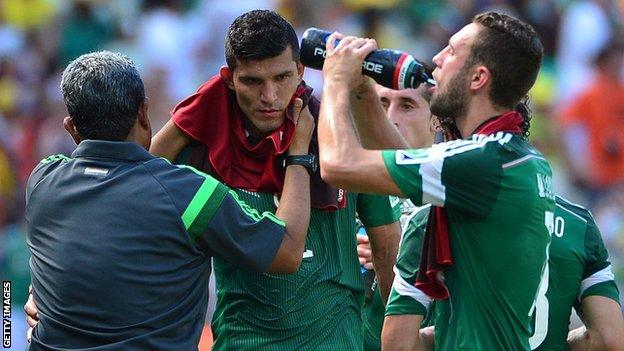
[470,12,543,110]
[61,51,145,141]
[225,10,299,70]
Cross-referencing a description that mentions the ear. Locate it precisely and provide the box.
[63,116,82,145]
[296,62,305,82]
[469,65,490,92]
[137,98,150,131]
[219,66,235,90]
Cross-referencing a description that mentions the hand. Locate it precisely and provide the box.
[323,32,378,91]
[351,77,377,99]
[288,98,315,156]
[24,285,38,342]
[357,234,374,269]
[420,326,436,351]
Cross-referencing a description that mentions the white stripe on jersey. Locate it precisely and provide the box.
[420,145,445,206]
[578,265,615,300]
[396,133,514,206]
[392,266,433,311]
[555,203,588,223]
[502,154,546,169]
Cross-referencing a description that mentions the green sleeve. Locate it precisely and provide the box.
[382,137,505,218]
[579,214,619,302]
[385,206,430,316]
[357,193,401,228]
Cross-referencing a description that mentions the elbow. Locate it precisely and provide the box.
[277,251,302,274]
[319,154,350,188]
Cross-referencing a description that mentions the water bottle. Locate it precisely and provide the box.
[300,28,435,90]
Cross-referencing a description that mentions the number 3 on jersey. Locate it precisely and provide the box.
[529,210,555,349]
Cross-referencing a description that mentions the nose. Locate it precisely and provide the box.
[388,105,400,125]
[432,48,445,68]
[260,82,278,105]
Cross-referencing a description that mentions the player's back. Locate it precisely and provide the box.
[530,196,618,350]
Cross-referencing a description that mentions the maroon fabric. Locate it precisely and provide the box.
[171,75,346,210]
[415,111,524,300]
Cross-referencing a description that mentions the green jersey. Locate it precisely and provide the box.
[212,190,400,350]
[382,132,555,350]
[385,205,431,319]
[362,205,431,351]
[530,196,619,350]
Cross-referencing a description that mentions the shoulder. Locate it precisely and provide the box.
[143,157,229,212]
[28,154,71,187]
[391,132,524,167]
[555,196,593,224]
[402,205,429,244]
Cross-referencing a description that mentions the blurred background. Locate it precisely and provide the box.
[1,0,624,349]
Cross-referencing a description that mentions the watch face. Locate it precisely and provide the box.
[310,155,318,173]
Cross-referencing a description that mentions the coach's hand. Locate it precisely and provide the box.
[24,284,38,342]
[357,234,374,269]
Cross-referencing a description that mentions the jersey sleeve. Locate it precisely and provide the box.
[579,214,619,303]
[381,136,505,218]
[385,206,431,316]
[356,193,401,228]
[151,160,285,272]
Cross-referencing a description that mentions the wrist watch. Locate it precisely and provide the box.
[283,154,318,174]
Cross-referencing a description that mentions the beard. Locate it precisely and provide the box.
[429,65,470,135]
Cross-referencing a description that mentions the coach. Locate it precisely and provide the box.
[25,51,313,350]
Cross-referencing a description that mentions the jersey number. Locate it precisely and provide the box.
[529,210,554,349]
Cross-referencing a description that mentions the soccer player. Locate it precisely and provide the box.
[149,10,401,350]
[532,196,623,350]
[24,51,313,350]
[359,82,438,351]
[384,196,624,351]
[318,11,554,350]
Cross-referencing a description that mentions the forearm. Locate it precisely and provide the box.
[382,315,424,351]
[367,222,401,303]
[273,165,311,270]
[319,81,360,170]
[150,120,191,161]
[350,80,408,149]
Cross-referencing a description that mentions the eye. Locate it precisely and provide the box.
[275,73,290,82]
[380,101,389,111]
[401,103,415,111]
[240,77,262,85]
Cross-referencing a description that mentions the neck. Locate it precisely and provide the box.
[242,116,271,139]
[455,96,508,138]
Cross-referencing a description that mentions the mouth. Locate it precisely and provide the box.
[258,109,281,118]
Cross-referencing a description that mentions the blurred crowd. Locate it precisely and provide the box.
[1,0,624,345]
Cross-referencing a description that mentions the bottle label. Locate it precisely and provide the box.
[394,54,416,90]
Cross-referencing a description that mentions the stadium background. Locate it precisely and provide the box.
[1,0,623,349]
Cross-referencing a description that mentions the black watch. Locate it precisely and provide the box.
[283,154,318,174]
